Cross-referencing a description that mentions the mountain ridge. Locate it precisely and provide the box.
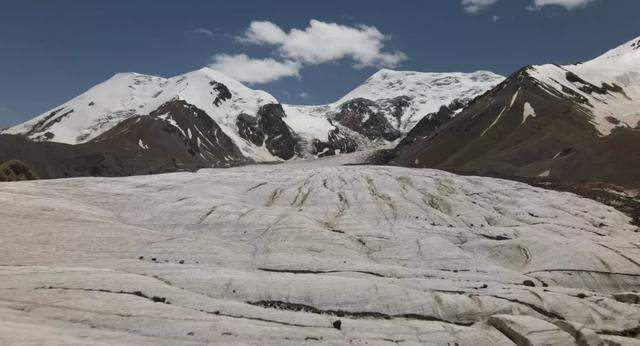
[3,66,503,164]
[4,67,503,145]
[389,35,640,189]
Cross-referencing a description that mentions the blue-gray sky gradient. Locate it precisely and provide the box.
[0,0,638,127]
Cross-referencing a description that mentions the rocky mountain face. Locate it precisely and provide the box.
[389,36,640,190]
[333,98,403,141]
[396,98,469,149]
[2,67,500,179]
[237,104,301,160]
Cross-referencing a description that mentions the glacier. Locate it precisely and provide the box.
[1,154,639,345]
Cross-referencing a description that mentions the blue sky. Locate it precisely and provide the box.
[1,0,639,127]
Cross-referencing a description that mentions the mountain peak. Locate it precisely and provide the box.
[337,68,504,120]
[371,68,401,76]
[592,35,640,61]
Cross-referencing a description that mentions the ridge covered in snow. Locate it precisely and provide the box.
[4,67,503,162]
[390,35,640,188]
[286,69,504,133]
[3,68,280,160]
[339,69,504,130]
[528,35,640,135]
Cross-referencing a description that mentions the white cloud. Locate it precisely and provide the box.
[492,15,501,22]
[299,92,310,99]
[208,20,405,85]
[209,54,300,84]
[529,0,597,10]
[193,28,214,36]
[239,20,407,68]
[240,21,287,45]
[462,0,597,13]
[462,0,499,14]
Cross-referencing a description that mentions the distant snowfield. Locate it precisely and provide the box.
[1,157,640,345]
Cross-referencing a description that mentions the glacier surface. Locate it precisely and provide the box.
[1,155,640,345]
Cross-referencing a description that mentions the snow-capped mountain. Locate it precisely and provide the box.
[285,69,503,141]
[528,36,640,135]
[391,35,640,189]
[2,66,502,177]
[338,69,503,131]
[4,68,278,160]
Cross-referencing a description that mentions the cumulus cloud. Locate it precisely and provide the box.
[209,54,300,84]
[462,0,499,14]
[208,20,405,84]
[528,0,597,10]
[239,20,407,68]
[240,21,288,45]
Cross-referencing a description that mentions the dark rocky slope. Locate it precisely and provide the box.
[0,100,248,179]
[388,66,640,190]
[236,104,301,160]
[333,98,402,141]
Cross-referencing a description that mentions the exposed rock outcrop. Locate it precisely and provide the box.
[312,128,359,157]
[334,98,401,141]
[236,103,302,160]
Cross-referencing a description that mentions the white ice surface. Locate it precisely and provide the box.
[1,157,640,344]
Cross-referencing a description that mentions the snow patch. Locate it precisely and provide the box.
[509,88,521,108]
[522,102,536,125]
[480,106,507,137]
[137,139,150,150]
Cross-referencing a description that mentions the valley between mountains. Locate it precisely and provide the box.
[1,35,640,345]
